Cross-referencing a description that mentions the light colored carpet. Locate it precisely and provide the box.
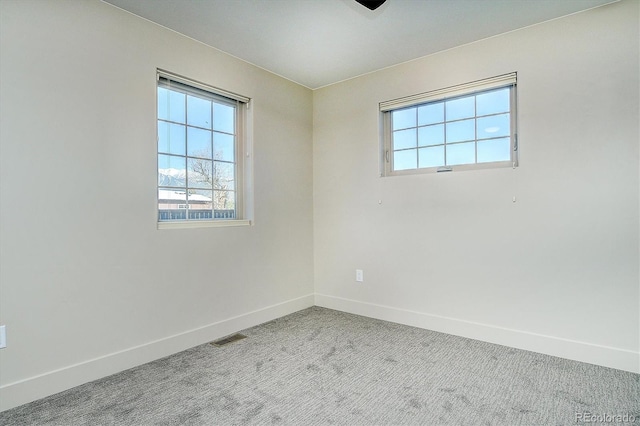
[1,307,638,425]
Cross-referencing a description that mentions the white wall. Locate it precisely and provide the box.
[0,0,314,410]
[313,0,639,372]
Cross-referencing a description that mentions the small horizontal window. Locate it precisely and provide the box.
[380,73,517,176]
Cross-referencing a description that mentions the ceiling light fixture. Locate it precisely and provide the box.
[355,0,387,11]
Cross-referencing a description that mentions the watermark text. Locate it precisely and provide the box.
[576,412,636,424]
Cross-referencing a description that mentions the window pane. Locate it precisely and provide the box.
[187,95,212,129]
[158,189,187,221]
[392,107,416,130]
[214,132,235,162]
[188,189,213,215]
[446,119,475,143]
[418,146,444,168]
[418,124,444,146]
[214,190,236,215]
[158,122,185,155]
[477,113,510,140]
[213,103,235,134]
[446,96,474,121]
[189,210,213,220]
[393,128,417,150]
[446,142,475,166]
[158,88,185,123]
[477,88,510,116]
[158,87,169,119]
[187,127,212,159]
[214,161,235,191]
[188,158,213,189]
[418,102,444,126]
[158,188,186,204]
[478,137,511,163]
[393,149,417,171]
[158,154,186,187]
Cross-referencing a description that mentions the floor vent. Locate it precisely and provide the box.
[210,333,247,346]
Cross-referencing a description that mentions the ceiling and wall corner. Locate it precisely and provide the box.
[102,0,618,89]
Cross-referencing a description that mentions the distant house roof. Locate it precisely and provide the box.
[158,189,211,202]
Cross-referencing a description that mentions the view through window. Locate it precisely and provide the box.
[381,73,517,175]
[157,72,248,223]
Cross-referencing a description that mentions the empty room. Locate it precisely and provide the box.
[0,0,638,424]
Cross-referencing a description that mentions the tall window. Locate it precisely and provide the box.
[381,73,517,175]
[157,71,250,226]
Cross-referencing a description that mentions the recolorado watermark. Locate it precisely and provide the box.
[575,412,636,423]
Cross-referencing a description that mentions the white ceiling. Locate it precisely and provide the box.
[103,0,616,89]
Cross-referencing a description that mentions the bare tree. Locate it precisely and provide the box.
[187,150,234,211]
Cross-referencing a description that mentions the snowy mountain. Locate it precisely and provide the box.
[158,168,186,187]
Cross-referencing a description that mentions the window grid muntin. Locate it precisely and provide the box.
[157,79,240,222]
[389,85,514,173]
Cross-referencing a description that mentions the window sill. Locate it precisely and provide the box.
[385,160,516,177]
[157,219,251,230]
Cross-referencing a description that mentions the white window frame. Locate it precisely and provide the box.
[380,73,518,176]
[156,69,253,229]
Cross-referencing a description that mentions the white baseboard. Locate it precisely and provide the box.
[0,294,314,412]
[2,292,636,412]
[314,293,639,374]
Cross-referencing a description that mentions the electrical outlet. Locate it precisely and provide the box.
[0,325,6,349]
[355,269,364,282]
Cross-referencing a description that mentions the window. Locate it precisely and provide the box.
[157,70,251,228]
[380,73,517,175]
